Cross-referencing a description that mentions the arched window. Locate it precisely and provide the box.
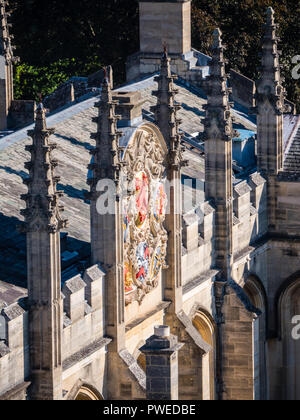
[67,380,104,401]
[75,385,102,400]
[279,279,300,400]
[244,275,267,400]
[192,310,216,400]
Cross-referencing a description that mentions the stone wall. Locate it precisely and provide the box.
[8,100,36,129]
[139,0,191,55]
[230,70,255,111]
[62,265,106,360]
[274,177,300,236]
[233,174,268,255]
[222,289,255,400]
[0,302,29,399]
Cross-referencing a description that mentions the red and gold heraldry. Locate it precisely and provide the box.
[122,126,168,305]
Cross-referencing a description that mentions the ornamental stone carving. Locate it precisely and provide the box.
[122,125,168,305]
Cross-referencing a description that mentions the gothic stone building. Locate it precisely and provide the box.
[0,0,300,401]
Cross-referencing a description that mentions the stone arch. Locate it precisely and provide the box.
[75,385,103,401]
[243,274,267,400]
[67,379,104,401]
[192,307,216,400]
[124,122,168,155]
[278,277,300,400]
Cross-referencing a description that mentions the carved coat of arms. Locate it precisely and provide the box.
[122,125,168,305]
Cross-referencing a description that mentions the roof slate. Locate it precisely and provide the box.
[0,74,260,293]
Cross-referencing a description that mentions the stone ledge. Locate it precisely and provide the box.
[119,349,146,391]
[183,269,218,295]
[125,301,171,332]
[233,246,254,264]
[2,302,25,321]
[62,337,111,371]
[278,172,300,182]
[0,381,31,400]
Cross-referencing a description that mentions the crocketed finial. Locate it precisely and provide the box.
[266,6,275,26]
[212,28,222,50]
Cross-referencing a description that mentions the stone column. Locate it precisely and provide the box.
[140,325,184,400]
[21,103,68,400]
[88,70,127,399]
[203,29,235,400]
[254,7,287,232]
[152,49,185,315]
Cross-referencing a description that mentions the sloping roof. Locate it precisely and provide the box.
[0,74,257,290]
[0,281,27,309]
[284,115,300,173]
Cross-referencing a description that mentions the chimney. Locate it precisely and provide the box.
[139,0,191,55]
[112,91,145,127]
[140,325,184,400]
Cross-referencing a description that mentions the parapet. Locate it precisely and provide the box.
[83,264,105,310]
[183,201,215,252]
[199,202,215,241]
[61,265,106,360]
[229,70,255,110]
[8,100,36,129]
[233,181,252,220]
[62,275,86,323]
[1,302,26,351]
[248,172,267,210]
[62,264,106,325]
[182,212,199,251]
[0,300,29,398]
[232,172,268,248]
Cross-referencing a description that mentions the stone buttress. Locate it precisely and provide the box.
[152,48,185,314]
[254,7,287,231]
[21,103,68,400]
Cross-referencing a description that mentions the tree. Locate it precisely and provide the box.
[8,0,300,110]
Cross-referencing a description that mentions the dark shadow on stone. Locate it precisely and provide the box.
[0,212,27,288]
[57,183,90,203]
[0,165,28,180]
[54,133,93,151]
[181,102,205,118]
[0,211,91,289]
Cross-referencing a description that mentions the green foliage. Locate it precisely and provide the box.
[14,57,104,100]
[191,0,300,111]
[9,0,139,98]
[8,0,300,111]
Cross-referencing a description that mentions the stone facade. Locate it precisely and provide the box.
[0,1,300,401]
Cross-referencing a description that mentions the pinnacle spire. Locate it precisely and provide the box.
[203,29,233,279]
[212,28,222,49]
[0,0,18,64]
[21,104,68,233]
[152,47,183,168]
[88,67,122,190]
[266,6,275,26]
[256,7,285,112]
[0,0,18,129]
[203,28,234,141]
[255,8,285,175]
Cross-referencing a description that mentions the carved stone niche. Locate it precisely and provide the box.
[121,123,168,306]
